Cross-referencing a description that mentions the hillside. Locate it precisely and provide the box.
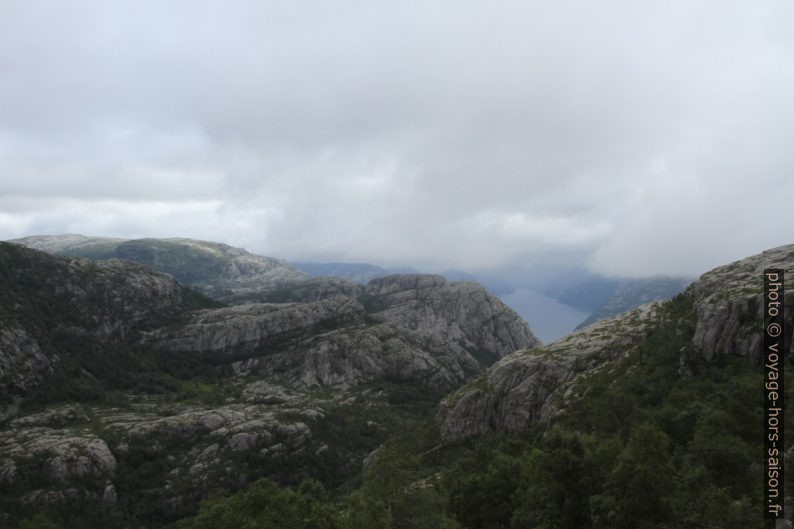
[3,241,793,528]
[12,235,309,302]
[0,242,537,527]
[440,245,792,440]
[574,276,691,329]
[174,244,793,529]
[13,235,686,342]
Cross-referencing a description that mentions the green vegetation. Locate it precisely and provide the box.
[176,479,341,529]
[1,244,785,529]
[111,239,232,285]
[167,293,780,529]
[56,238,235,286]
[19,334,235,411]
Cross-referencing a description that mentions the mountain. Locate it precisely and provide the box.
[172,243,793,529]
[440,269,516,296]
[0,242,537,526]
[284,257,687,341]
[439,246,790,440]
[12,235,309,302]
[574,276,692,329]
[4,238,793,528]
[540,273,621,312]
[291,261,392,284]
[0,242,219,395]
[425,245,792,527]
[444,270,690,341]
[439,301,663,440]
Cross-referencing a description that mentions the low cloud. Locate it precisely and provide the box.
[1,1,792,276]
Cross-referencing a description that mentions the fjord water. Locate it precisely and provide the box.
[498,287,589,343]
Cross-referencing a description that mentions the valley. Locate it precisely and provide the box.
[0,236,791,528]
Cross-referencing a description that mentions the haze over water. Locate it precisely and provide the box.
[498,288,589,343]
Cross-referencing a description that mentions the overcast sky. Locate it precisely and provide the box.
[1,1,792,277]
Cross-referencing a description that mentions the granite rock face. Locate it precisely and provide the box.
[151,296,364,356]
[0,401,316,511]
[365,275,537,358]
[439,244,794,441]
[685,244,794,365]
[0,325,54,394]
[0,242,537,400]
[152,274,539,392]
[0,420,117,492]
[0,241,540,519]
[438,303,661,441]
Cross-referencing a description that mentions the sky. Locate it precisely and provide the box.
[1,1,792,278]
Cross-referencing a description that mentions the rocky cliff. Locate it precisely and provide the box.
[439,244,794,441]
[685,244,794,365]
[439,303,662,440]
[151,274,538,392]
[0,242,538,522]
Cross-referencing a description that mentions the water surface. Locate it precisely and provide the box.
[498,288,589,344]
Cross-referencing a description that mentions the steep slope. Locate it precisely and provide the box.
[0,246,538,525]
[170,246,794,529]
[12,235,309,302]
[685,245,794,365]
[440,244,794,441]
[0,242,217,394]
[439,303,662,440]
[151,274,538,392]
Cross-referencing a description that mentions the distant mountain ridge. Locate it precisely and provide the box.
[291,261,398,284]
[574,276,692,329]
[12,235,308,302]
[13,234,690,340]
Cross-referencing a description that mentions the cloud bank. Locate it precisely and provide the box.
[1,1,792,276]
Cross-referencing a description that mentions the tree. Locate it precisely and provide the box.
[444,446,523,529]
[511,431,597,529]
[592,422,674,529]
[179,478,341,529]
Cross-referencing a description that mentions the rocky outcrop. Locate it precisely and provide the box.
[0,325,54,394]
[106,404,314,463]
[1,239,537,398]
[152,274,538,392]
[151,296,364,355]
[0,426,117,490]
[0,238,540,520]
[439,244,794,441]
[0,401,317,512]
[252,276,365,303]
[233,322,472,390]
[438,303,661,440]
[366,275,537,358]
[685,243,794,365]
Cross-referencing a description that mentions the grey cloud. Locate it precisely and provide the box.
[1,1,792,276]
